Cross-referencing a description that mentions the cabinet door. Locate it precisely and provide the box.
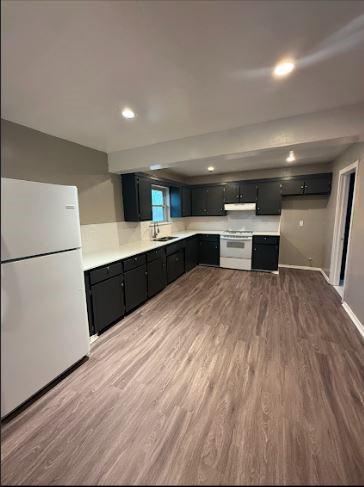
[147,258,167,298]
[185,237,199,272]
[280,179,305,196]
[252,244,279,271]
[138,177,152,221]
[225,183,240,204]
[304,176,331,195]
[182,187,192,217]
[206,186,225,215]
[167,250,185,284]
[124,265,147,312]
[239,182,257,203]
[191,188,206,216]
[91,274,125,333]
[256,181,281,215]
[199,240,219,266]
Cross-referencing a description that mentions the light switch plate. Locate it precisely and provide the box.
[299,220,304,227]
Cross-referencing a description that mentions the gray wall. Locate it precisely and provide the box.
[1,119,123,225]
[323,143,364,325]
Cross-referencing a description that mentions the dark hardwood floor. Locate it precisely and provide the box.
[2,267,364,485]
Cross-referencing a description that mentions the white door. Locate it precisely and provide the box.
[1,249,90,417]
[1,178,82,261]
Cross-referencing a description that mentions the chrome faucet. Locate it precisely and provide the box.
[152,222,160,240]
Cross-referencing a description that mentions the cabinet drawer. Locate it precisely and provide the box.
[253,235,279,245]
[147,248,164,262]
[89,261,123,285]
[198,234,220,242]
[123,253,146,271]
[166,240,185,256]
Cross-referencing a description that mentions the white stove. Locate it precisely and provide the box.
[220,230,253,270]
[221,230,253,240]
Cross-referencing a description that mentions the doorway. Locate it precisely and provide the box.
[329,161,358,298]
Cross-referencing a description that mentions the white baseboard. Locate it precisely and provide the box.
[279,264,322,271]
[342,302,364,339]
[319,269,331,283]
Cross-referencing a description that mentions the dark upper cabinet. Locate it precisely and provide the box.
[225,183,240,203]
[225,182,256,203]
[199,235,220,266]
[185,236,199,272]
[167,249,185,284]
[280,179,305,196]
[124,264,148,312]
[182,187,192,216]
[121,174,152,222]
[138,177,152,221]
[147,257,166,298]
[206,186,225,215]
[191,187,207,216]
[252,236,280,271]
[256,181,281,215]
[91,274,125,333]
[170,186,191,218]
[239,182,257,203]
[191,186,225,216]
[304,175,332,195]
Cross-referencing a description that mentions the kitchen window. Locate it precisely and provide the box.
[152,185,169,222]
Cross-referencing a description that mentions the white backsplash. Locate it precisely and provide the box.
[81,221,142,253]
[81,213,279,253]
[185,212,281,233]
[81,218,187,253]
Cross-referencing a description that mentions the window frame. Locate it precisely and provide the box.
[151,185,170,223]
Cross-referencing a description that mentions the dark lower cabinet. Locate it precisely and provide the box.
[147,258,167,298]
[199,235,220,266]
[252,236,280,271]
[124,264,148,312]
[167,250,185,284]
[91,274,125,333]
[185,236,199,272]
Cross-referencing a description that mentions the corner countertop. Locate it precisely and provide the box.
[82,229,280,271]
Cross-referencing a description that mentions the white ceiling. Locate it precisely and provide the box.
[2,0,364,153]
[163,138,352,177]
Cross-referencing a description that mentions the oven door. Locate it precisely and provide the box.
[220,238,252,270]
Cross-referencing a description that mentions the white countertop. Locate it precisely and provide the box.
[82,230,280,271]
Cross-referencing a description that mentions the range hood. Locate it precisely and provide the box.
[224,203,256,211]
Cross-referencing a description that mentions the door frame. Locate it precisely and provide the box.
[329,161,358,292]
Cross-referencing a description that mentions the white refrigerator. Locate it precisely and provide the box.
[1,178,90,418]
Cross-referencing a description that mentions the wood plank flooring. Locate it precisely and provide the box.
[1,267,364,485]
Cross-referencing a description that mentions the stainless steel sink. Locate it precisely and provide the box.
[154,236,178,241]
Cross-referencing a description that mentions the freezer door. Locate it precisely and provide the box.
[1,249,90,417]
[1,178,82,261]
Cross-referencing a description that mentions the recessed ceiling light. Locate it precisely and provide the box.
[207,166,215,172]
[121,107,135,119]
[286,150,296,162]
[273,60,295,78]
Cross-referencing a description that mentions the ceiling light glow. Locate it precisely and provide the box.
[286,150,296,163]
[273,60,295,78]
[121,107,135,119]
[207,166,215,172]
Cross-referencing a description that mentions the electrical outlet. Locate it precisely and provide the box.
[299,220,304,227]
